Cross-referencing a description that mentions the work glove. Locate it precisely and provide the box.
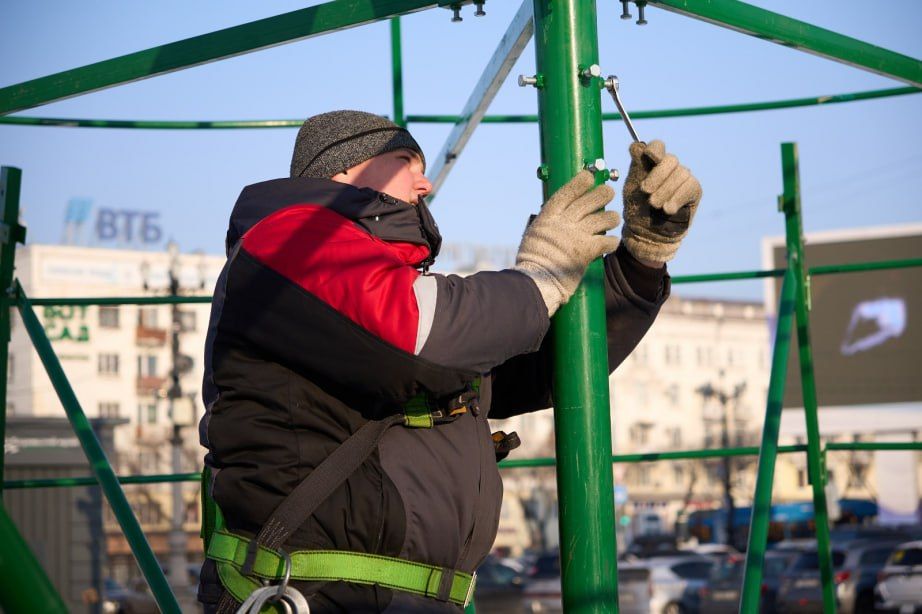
[622,140,702,263]
[515,170,620,317]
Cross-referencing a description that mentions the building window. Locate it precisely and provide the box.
[673,464,685,485]
[138,307,159,329]
[99,402,120,419]
[137,354,158,378]
[631,345,649,365]
[630,423,652,445]
[665,384,680,407]
[99,306,120,329]
[665,344,681,366]
[7,353,13,380]
[142,403,158,424]
[635,465,652,486]
[98,353,120,375]
[668,427,682,447]
[797,468,807,488]
[178,310,197,333]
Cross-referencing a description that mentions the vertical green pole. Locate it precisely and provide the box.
[14,283,181,614]
[390,17,406,128]
[532,2,617,612]
[0,167,26,496]
[740,269,797,612]
[0,504,68,613]
[780,142,836,613]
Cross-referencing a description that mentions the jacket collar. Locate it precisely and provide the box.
[226,177,441,268]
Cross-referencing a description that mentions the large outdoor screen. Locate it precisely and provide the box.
[766,228,922,408]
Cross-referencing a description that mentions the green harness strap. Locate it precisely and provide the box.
[208,530,477,608]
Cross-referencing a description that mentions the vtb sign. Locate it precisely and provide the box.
[95,209,163,244]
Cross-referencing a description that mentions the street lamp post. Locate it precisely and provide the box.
[141,241,204,594]
[697,379,746,548]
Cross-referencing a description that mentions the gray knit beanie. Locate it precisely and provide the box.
[290,110,425,179]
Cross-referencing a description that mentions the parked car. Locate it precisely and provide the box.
[776,547,847,613]
[875,540,922,613]
[472,555,527,614]
[102,578,158,614]
[643,555,716,613]
[835,539,904,613]
[698,550,798,613]
[520,551,652,614]
[626,533,684,559]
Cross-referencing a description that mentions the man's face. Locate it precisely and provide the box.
[331,148,431,205]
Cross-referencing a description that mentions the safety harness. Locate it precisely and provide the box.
[202,381,510,613]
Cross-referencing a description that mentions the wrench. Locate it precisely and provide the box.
[604,75,641,143]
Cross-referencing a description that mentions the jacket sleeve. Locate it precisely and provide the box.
[490,244,670,419]
[234,204,550,390]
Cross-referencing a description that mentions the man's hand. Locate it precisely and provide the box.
[622,140,702,263]
[515,170,620,316]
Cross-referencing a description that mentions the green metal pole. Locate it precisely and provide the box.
[780,142,836,613]
[390,17,406,129]
[0,504,68,613]
[532,1,617,612]
[739,268,797,612]
[0,167,26,496]
[14,282,181,614]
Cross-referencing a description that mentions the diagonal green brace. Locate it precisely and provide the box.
[14,282,181,614]
[649,0,922,87]
[739,268,797,612]
[779,142,837,613]
[0,0,443,115]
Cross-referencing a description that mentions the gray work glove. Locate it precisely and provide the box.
[622,140,702,263]
[515,170,620,317]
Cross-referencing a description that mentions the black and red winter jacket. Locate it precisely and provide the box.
[199,177,668,611]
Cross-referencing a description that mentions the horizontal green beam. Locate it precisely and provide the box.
[4,86,915,129]
[648,0,922,87]
[4,472,201,490]
[810,257,922,276]
[409,86,921,123]
[5,442,919,490]
[499,445,809,469]
[29,295,211,306]
[0,0,442,115]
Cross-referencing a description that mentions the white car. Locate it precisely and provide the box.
[875,540,922,613]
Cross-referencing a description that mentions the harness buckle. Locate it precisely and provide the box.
[463,571,477,608]
[269,550,293,603]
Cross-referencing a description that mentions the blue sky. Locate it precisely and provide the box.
[1,1,920,300]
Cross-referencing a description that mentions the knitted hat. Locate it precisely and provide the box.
[290,110,425,179]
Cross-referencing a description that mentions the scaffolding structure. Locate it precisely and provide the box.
[1,2,922,613]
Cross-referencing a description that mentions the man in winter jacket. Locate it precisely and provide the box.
[198,110,701,612]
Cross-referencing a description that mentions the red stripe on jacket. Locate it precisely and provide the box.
[241,204,428,354]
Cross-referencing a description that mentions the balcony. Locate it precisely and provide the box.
[136,375,166,397]
[136,325,168,347]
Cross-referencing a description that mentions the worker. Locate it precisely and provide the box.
[197,110,701,612]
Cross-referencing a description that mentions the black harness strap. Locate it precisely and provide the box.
[240,414,404,575]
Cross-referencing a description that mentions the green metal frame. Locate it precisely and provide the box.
[3,3,922,613]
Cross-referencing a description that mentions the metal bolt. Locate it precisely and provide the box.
[474,0,486,17]
[609,169,621,182]
[580,64,601,80]
[636,2,648,25]
[620,1,632,19]
[536,165,550,181]
[451,4,462,22]
[586,158,606,173]
[518,74,538,87]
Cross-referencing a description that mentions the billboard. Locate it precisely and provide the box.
[764,226,922,408]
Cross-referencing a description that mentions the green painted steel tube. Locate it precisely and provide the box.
[0,167,25,495]
[739,269,797,612]
[390,18,406,129]
[14,283,181,614]
[0,0,442,115]
[0,504,68,613]
[29,295,211,306]
[499,444,809,469]
[810,258,922,276]
[532,1,618,611]
[5,86,914,130]
[827,442,922,452]
[4,472,202,490]
[780,142,836,613]
[649,0,922,87]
